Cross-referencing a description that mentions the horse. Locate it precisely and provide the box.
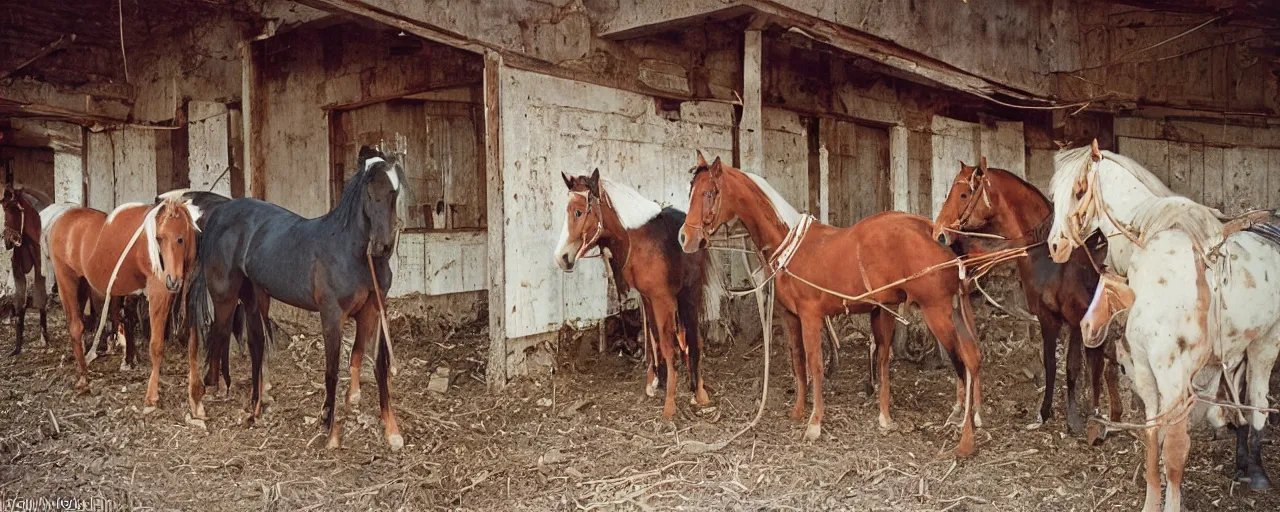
[186,146,403,451]
[1045,140,1280,511]
[553,169,714,420]
[933,158,1122,434]
[678,152,983,455]
[44,196,199,402]
[2,183,51,355]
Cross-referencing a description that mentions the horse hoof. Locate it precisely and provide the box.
[326,436,341,450]
[84,352,99,364]
[120,362,133,373]
[347,390,361,407]
[387,434,405,452]
[878,415,895,432]
[8,347,19,356]
[644,381,657,398]
[803,424,822,441]
[74,379,89,394]
[1250,471,1272,491]
[973,410,983,429]
[1067,415,1086,436]
[945,405,964,428]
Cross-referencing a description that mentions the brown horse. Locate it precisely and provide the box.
[679,153,983,456]
[2,183,50,355]
[554,169,713,420]
[933,159,1122,435]
[45,197,198,401]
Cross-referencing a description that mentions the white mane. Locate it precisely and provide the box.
[1052,145,1225,251]
[599,178,663,230]
[742,172,801,229]
[106,202,147,224]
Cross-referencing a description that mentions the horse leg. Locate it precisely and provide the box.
[640,298,660,398]
[320,303,347,449]
[143,287,172,408]
[33,271,48,347]
[243,289,269,422]
[681,304,710,407]
[10,271,25,356]
[797,312,826,441]
[869,308,896,430]
[1244,341,1277,489]
[1161,415,1190,512]
[53,269,89,392]
[653,299,679,421]
[922,301,980,457]
[185,326,206,419]
[1065,326,1086,435]
[1036,315,1063,425]
[1126,343,1163,512]
[356,300,402,450]
[349,300,377,408]
[1233,423,1253,483]
[122,296,141,371]
[777,307,807,423]
[1104,347,1123,422]
[1085,344,1108,443]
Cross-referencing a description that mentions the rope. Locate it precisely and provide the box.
[85,206,154,364]
[366,251,398,377]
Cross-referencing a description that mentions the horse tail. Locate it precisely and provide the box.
[186,264,214,368]
[39,203,75,291]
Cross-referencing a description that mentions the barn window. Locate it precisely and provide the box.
[330,94,485,231]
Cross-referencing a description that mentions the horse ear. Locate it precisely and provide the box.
[586,168,601,196]
[710,157,724,177]
[561,171,574,190]
[1090,139,1102,161]
[696,150,708,168]
[977,156,988,175]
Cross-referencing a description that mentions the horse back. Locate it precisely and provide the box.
[48,208,107,277]
[85,206,155,294]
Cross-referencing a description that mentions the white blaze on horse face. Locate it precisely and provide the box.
[553,191,588,271]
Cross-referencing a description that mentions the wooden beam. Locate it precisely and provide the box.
[0,34,77,80]
[483,49,507,393]
[739,27,763,175]
[243,41,266,200]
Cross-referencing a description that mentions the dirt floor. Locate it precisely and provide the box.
[1,285,1278,511]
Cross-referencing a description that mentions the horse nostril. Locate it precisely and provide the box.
[678,232,686,245]
[936,234,948,246]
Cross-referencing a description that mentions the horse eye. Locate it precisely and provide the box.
[959,193,968,200]
[1075,189,1086,200]
[703,191,713,198]
[177,237,184,244]
[574,209,583,218]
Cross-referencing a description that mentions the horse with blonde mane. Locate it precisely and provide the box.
[1047,140,1280,511]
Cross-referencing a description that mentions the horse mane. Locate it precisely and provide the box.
[739,171,801,229]
[599,178,662,230]
[1052,145,1226,250]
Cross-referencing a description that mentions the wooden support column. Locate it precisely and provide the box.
[483,50,508,393]
[739,26,764,176]
[889,125,910,212]
[242,41,265,199]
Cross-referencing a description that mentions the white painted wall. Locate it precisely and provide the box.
[188,101,233,196]
[929,116,1025,217]
[53,151,83,205]
[500,68,735,338]
[112,129,157,206]
[388,231,488,297]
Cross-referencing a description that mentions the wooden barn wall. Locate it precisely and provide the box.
[0,146,55,200]
[929,117,1025,218]
[1115,117,1280,214]
[1067,5,1279,116]
[499,68,735,340]
[255,24,484,298]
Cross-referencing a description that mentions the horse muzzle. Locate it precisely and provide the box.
[165,274,182,292]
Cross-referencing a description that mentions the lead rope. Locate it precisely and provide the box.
[85,206,155,365]
[366,251,398,377]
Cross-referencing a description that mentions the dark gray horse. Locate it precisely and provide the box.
[187,147,402,451]
[3,183,50,355]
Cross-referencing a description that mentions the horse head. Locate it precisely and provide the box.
[146,197,199,292]
[1,183,28,249]
[679,151,730,253]
[358,147,402,258]
[1081,271,1132,349]
[1047,140,1106,263]
[554,168,603,272]
[933,157,995,247]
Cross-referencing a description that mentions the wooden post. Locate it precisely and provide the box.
[483,50,508,393]
[242,41,265,200]
[889,125,909,212]
[740,26,763,176]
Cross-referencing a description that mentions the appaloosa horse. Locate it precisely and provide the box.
[2,183,50,355]
[45,196,199,402]
[679,152,984,456]
[187,147,402,450]
[933,158,1121,435]
[554,169,714,420]
[1047,141,1280,511]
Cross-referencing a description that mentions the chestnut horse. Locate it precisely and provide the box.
[933,158,1122,435]
[679,153,983,455]
[45,197,198,401]
[2,183,50,355]
[554,169,713,419]
[186,147,402,450]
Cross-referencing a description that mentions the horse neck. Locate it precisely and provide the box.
[594,191,632,258]
[987,173,1052,243]
[317,184,372,253]
[1094,164,1157,275]
[726,172,791,258]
